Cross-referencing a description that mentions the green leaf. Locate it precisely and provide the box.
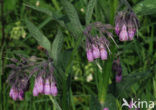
[52,29,64,64]
[60,49,73,68]
[134,0,156,15]
[117,71,152,98]
[24,4,65,27]
[4,0,18,11]
[24,3,53,16]
[49,96,62,110]
[25,19,51,54]
[85,0,97,25]
[60,0,83,37]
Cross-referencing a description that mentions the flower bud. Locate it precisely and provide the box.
[128,28,136,40]
[115,23,120,35]
[127,20,136,40]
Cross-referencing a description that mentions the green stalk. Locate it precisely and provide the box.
[100,59,112,104]
[51,0,60,11]
[98,46,116,105]
[49,95,62,110]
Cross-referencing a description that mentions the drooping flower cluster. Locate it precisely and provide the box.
[115,11,139,41]
[86,36,108,62]
[9,87,24,101]
[84,22,118,62]
[112,59,122,83]
[7,55,58,101]
[9,74,29,101]
[33,63,57,96]
[7,57,30,101]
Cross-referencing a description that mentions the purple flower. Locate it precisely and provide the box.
[36,76,44,93]
[92,44,100,59]
[116,74,122,83]
[9,88,18,100]
[12,90,18,101]
[128,28,136,40]
[87,49,94,62]
[99,45,107,60]
[44,79,51,95]
[51,83,58,96]
[119,25,128,41]
[33,87,39,96]
[103,107,109,110]
[84,22,115,61]
[9,88,14,97]
[115,11,139,41]
[18,90,24,101]
[9,87,24,101]
[115,23,120,35]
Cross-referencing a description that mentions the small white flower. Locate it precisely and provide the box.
[80,8,84,13]
[86,74,93,82]
[36,1,40,7]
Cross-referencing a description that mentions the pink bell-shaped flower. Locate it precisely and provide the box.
[44,79,51,95]
[33,87,39,96]
[92,44,100,59]
[87,49,94,62]
[36,76,44,93]
[119,25,128,41]
[51,83,58,96]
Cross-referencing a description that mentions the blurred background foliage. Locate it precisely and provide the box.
[0,0,156,110]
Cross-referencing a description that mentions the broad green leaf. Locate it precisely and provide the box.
[52,29,64,64]
[60,49,73,68]
[60,0,83,37]
[24,4,65,27]
[24,3,53,16]
[134,0,156,15]
[25,19,51,54]
[85,0,97,25]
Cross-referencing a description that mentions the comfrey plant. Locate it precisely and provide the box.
[84,22,118,62]
[7,54,58,101]
[115,10,139,41]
